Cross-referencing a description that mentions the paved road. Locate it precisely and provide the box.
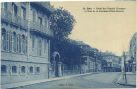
[17,72,133,89]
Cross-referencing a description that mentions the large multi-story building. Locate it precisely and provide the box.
[1,2,54,85]
[102,52,121,72]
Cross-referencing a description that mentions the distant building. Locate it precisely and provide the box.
[76,41,102,72]
[81,56,96,73]
[102,52,121,72]
[123,52,132,72]
[1,2,54,85]
[128,32,137,72]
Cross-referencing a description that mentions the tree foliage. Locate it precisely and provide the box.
[50,39,84,66]
[49,7,105,67]
[50,7,76,39]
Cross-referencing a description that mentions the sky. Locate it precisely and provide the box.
[51,1,136,56]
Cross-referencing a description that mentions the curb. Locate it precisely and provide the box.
[117,83,136,87]
[1,72,99,89]
[115,73,136,87]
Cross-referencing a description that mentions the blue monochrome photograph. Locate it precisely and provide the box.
[0,1,136,89]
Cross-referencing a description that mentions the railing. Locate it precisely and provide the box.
[1,8,53,36]
[63,70,81,76]
[30,21,42,32]
[1,8,28,30]
[20,18,28,29]
[30,21,53,37]
[11,15,21,26]
[32,2,54,12]
[1,8,12,23]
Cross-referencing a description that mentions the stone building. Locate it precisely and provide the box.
[128,32,137,72]
[1,2,54,85]
[102,52,121,72]
[81,56,95,73]
[76,41,102,73]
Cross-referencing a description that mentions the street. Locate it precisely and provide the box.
[17,72,133,89]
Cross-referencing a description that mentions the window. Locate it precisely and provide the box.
[32,10,36,22]
[22,2,26,5]
[38,39,42,56]
[12,3,18,16]
[19,35,21,53]
[29,66,33,73]
[110,63,112,67]
[21,7,26,20]
[36,67,40,73]
[9,32,12,52]
[1,29,6,51]
[3,2,8,9]
[6,32,10,51]
[1,65,7,73]
[44,39,47,53]
[21,66,25,73]
[16,35,19,52]
[12,66,17,73]
[45,17,48,28]
[32,35,35,49]
[38,17,42,25]
[22,35,26,53]
[13,32,17,52]
[25,37,27,53]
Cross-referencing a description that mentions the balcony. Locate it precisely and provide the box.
[11,15,21,27]
[31,2,54,14]
[1,8,12,23]
[20,18,28,30]
[1,8,28,30]
[30,21,53,37]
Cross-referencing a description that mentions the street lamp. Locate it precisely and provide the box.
[123,52,127,84]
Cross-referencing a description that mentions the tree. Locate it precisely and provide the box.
[50,7,76,40]
[49,7,84,70]
[50,7,76,64]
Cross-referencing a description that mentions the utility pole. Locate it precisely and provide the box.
[123,52,127,84]
[94,50,97,72]
[95,56,97,72]
[80,57,82,74]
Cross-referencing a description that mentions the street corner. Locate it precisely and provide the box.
[116,73,136,88]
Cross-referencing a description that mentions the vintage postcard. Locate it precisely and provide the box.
[0,1,136,89]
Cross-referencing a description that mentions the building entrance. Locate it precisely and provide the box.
[53,51,62,77]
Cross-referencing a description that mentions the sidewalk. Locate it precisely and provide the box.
[116,72,136,87]
[1,72,98,89]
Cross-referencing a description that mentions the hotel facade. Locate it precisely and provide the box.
[1,2,54,84]
[102,53,121,72]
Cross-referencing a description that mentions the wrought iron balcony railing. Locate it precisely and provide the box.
[30,21,53,37]
[11,15,21,27]
[1,8,53,37]
[20,18,28,30]
[1,8,12,23]
[1,8,28,30]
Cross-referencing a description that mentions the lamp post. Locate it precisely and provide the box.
[123,52,127,85]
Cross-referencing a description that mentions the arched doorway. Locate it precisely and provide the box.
[53,51,62,77]
[55,54,59,77]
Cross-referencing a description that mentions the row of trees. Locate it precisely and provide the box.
[49,7,106,67]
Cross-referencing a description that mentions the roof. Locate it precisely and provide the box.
[30,2,54,15]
